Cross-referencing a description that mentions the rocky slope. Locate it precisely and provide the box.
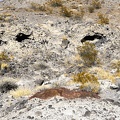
[0,0,120,120]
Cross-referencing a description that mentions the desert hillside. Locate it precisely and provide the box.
[0,0,120,120]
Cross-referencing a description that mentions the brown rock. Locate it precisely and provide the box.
[29,87,100,100]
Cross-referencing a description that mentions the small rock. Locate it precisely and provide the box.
[108,117,115,120]
[27,116,34,119]
[84,110,91,117]
[61,39,70,49]
[48,105,54,109]
[35,111,42,116]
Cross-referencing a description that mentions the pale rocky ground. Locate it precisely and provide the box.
[0,0,120,120]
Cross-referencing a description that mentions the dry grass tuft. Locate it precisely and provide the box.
[30,2,46,11]
[0,52,11,72]
[97,13,109,24]
[0,51,10,62]
[30,2,53,14]
[88,6,94,13]
[73,72,100,93]
[48,0,63,7]
[0,12,12,22]
[114,72,120,78]
[77,42,99,67]
[89,67,115,83]
[60,6,72,17]
[110,60,120,78]
[10,87,32,98]
[110,59,120,72]
[92,0,101,9]
[72,7,85,19]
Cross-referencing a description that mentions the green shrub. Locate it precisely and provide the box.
[77,42,98,66]
[0,81,18,93]
[73,72,100,93]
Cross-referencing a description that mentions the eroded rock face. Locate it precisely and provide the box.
[81,33,106,43]
[29,87,100,100]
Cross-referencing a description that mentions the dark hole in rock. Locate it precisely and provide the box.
[35,80,44,86]
[15,32,33,42]
[0,40,7,45]
[81,33,106,43]
[0,31,5,35]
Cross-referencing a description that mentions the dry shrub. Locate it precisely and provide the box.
[110,59,120,72]
[0,52,11,72]
[60,6,72,17]
[110,60,120,78]
[89,67,115,83]
[30,2,46,11]
[29,87,100,100]
[0,12,12,22]
[73,7,85,19]
[0,51,10,62]
[10,87,32,98]
[114,72,120,78]
[73,72,100,93]
[30,2,53,14]
[88,6,94,13]
[98,13,109,24]
[48,0,63,7]
[92,0,101,9]
[77,42,99,67]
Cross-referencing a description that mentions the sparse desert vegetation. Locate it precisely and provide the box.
[60,6,72,17]
[110,59,120,72]
[0,51,13,74]
[88,6,95,13]
[97,13,109,24]
[92,0,101,9]
[0,0,120,119]
[10,87,32,98]
[48,0,63,7]
[30,2,46,11]
[89,67,116,83]
[77,42,99,67]
[73,72,100,93]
